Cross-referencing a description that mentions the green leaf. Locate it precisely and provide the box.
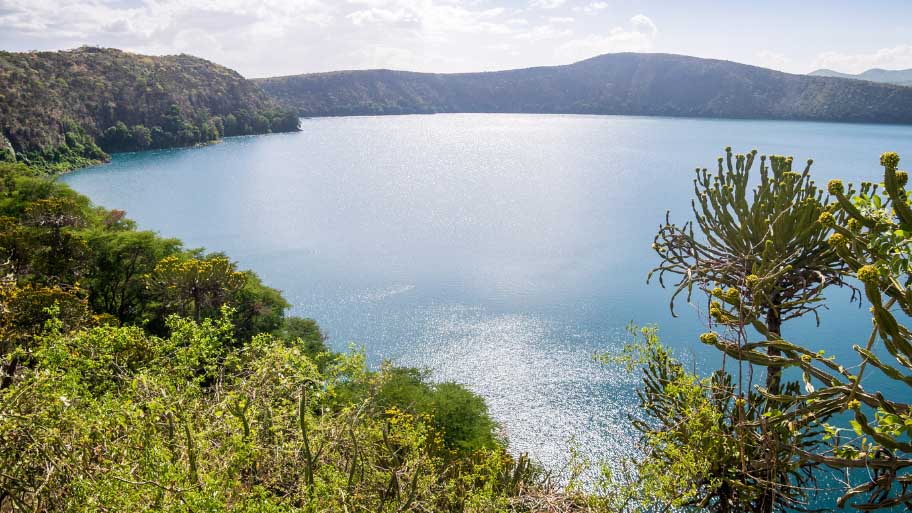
[850,419,863,436]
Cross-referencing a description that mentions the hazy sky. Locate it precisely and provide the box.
[2,0,912,78]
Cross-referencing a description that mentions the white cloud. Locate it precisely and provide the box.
[755,50,792,72]
[812,45,912,73]
[629,14,657,38]
[2,0,659,75]
[514,25,572,41]
[347,45,420,69]
[507,18,530,26]
[347,8,419,27]
[574,1,609,13]
[558,14,657,62]
[531,0,566,9]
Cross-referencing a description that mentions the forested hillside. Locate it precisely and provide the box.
[256,52,912,124]
[0,47,299,172]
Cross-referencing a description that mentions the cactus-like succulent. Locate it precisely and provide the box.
[651,147,850,396]
[745,274,760,288]
[857,265,879,284]
[880,151,900,169]
[699,332,719,345]
[828,179,845,195]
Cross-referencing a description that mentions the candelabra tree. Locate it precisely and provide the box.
[645,147,853,511]
[651,147,851,392]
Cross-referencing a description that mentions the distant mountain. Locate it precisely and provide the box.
[0,47,299,171]
[256,53,912,125]
[809,68,912,87]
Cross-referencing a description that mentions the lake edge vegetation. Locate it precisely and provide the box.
[0,47,300,173]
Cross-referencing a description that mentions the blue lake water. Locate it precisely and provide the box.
[61,114,909,484]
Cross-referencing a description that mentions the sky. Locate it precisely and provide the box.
[2,0,912,78]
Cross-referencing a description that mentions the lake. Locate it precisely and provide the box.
[61,113,908,478]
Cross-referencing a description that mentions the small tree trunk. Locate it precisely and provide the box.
[761,300,783,513]
[765,302,782,394]
[0,355,18,390]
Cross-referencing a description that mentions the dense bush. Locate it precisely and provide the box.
[0,310,540,511]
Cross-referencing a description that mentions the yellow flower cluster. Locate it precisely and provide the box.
[880,151,901,169]
[745,274,760,288]
[828,233,846,247]
[699,332,719,345]
[857,265,879,284]
[827,179,844,195]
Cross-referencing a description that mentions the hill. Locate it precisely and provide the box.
[0,47,299,172]
[809,67,912,86]
[256,53,912,124]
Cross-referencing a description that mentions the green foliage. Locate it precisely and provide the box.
[145,254,247,322]
[84,229,182,324]
[0,309,538,512]
[275,316,328,358]
[601,326,820,512]
[650,147,846,335]
[18,127,108,173]
[0,164,284,383]
[371,366,500,454]
[231,273,290,342]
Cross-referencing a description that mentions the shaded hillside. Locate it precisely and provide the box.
[257,53,912,124]
[0,47,299,171]
[810,67,912,86]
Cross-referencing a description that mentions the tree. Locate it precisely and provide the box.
[648,147,850,511]
[651,147,850,390]
[85,230,181,324]
[0,285,90,388]
[130,124,152,150]
[21,197,89,283]
[144,254,246,326]
[229,273,289,342]
[99,121,132,152]
[276,316,328,357]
